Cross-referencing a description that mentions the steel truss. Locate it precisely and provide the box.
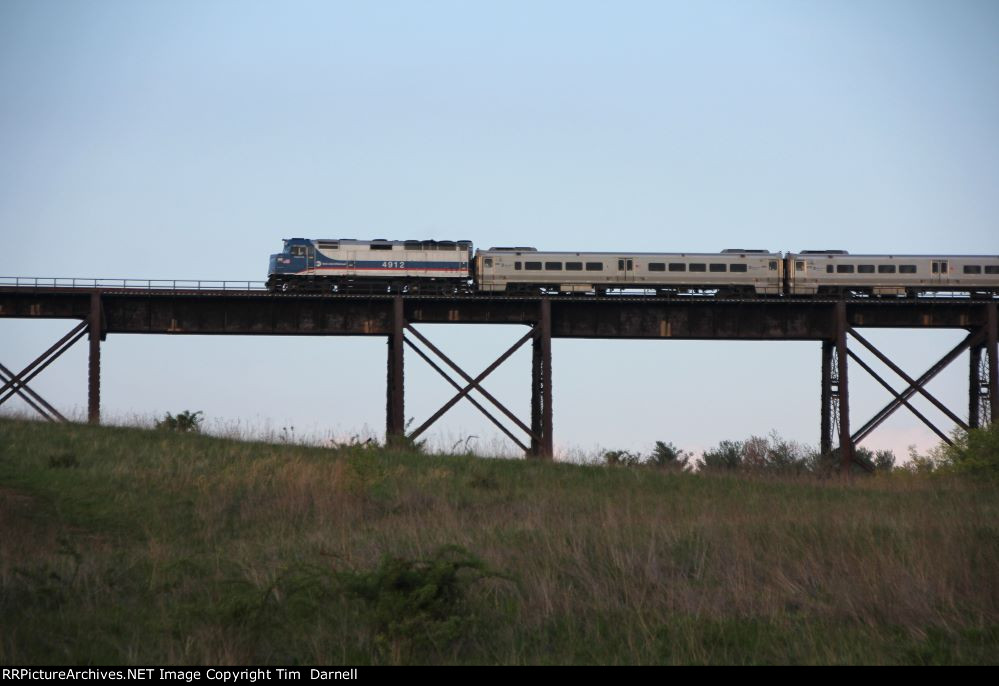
[822,303,998,472]
[385,296,553,458]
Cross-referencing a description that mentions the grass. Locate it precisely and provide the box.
[1,417,998,664]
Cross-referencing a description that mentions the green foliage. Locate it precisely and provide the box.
[604,441,691,470]
[700,433,812,474]
[873,449,897,474]
[336,545,502,659]
[699,440,743,471]
[934,423,999,480]
[648,441,692,472]
[3,417,999,665]
[47,452,79,469]
[603,449,642,467]
[155,410,204,433]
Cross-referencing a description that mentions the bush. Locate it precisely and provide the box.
[603,449,642,467]
[698,440,744,471]
[934,423,999,479]
[336,545,503,660]
[648,441,692,472]
[155,410,204,433]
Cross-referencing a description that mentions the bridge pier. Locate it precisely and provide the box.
[386,296,405,445]
[988,303,999,425]
[530,298,553,459]
[835,301,854,471]
[88,292,103,425]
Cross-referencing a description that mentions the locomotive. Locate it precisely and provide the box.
[267,238,999,297]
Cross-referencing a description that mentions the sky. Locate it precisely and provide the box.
[2,0,998,459]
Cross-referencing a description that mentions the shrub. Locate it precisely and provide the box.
[155,410,204,433]
[934,423,999,479]
[603,449,642,467]
[699,440,744,471]
[336,545,503,659]
[648,441,692,471]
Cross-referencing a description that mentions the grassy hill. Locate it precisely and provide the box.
[1,417,997,665]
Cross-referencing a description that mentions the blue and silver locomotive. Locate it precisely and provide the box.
[267,238,474,293]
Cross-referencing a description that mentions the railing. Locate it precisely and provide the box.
[0,277,269,291]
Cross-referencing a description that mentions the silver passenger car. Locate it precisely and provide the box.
[787,251,999,296]
[476,248,783,295]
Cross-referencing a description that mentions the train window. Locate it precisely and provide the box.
[932,261,948,274]
[837,265,855,273]
[525,262,542,270]
[668,263,686,272]
[514,262,522,270]
[795,261,804,271]
[290,246,306,256]
[826,265,834,273]
[964,265,982,274]
[730,264,748,273]
[900,265,917,274]
[370,243,393,250]
[689,263,706,272]
[858,265,875,274]
[769,260,778,271]
[586,262,604,271]
[484,258,493,268]
[648,263,666,272]
[709,264,727,273]
[545,262,563,271]
[986,266,999,275]
[566,262,583,271]
[878,265,896,274]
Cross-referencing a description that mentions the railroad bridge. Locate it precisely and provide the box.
[1,280,996,471]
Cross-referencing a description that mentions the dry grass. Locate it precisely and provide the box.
[1,417,997,664]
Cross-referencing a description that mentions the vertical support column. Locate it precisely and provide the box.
[88,292,102,425]
[531,324,542,457]
[540,298,553,459]
[988,303,998,424]
[820,339,833,455]
[386,296,405,445]
[835,301,853,471]
[969,343,983,430]
[530,298,554,459]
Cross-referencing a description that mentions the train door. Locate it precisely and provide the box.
[931,260,949,288]
[305,245,316,274]
[617,258,634,285]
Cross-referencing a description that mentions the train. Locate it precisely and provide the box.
[267,238,999,298]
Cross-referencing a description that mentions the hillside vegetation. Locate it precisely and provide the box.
[1,417,997,665]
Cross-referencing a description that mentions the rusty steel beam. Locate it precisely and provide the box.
[970,344,984,430]
[847,327,968,432]
[88,292,103,425]
[405,324,538,440]
[0,323,88,408]
[531,322,543,456]
[0,320,88,397]
[820,340,833,456]
[852,329,984,444]
[846,349,951,445]
[386,296,405,444]
[538,299,553,459]
[406,327,536,441]
[836,302,854,471]
[0,363,64,422]
[403,337,530,453]
[988,304,999,424]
